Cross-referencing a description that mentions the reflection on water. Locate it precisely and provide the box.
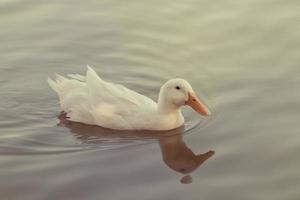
[58,114,214,184]
[159,135,214,184]
[1,0,300,199]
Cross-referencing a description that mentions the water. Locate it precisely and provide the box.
[1,0,300,199]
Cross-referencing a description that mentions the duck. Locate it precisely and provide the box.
[48,66,211,130]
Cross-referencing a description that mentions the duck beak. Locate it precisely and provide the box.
[185,92,211,116]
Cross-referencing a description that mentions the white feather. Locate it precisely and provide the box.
[48,66,159,130]
[48,66,210,130]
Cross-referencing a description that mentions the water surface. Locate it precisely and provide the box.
[1,0,300,199]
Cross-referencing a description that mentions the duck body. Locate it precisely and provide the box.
[48,66,210,131]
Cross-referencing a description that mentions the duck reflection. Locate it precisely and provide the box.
[159,134,214,184]
[58,113,214,184]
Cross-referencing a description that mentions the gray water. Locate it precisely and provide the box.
[1,0,300,199]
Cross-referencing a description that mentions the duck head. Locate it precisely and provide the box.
[158,78,211,116]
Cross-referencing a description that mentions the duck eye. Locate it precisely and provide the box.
[176,86,181,90]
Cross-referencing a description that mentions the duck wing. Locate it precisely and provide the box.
[49,66,157,129]
[86,66,156,108]
[83,66,157,129]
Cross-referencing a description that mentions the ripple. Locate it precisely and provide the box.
[0,56,214,155]
[0,110,207,155]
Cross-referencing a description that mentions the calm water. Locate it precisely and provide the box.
[1,0,300,199]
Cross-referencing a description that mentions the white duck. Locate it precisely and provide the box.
[48,66,211,130]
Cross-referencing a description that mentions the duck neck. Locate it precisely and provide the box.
[157,94,182,115]
[157,91,185,129]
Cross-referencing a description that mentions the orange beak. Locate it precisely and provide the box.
[185,92,211,116]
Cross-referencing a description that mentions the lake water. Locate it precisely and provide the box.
[1,0,300,199]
